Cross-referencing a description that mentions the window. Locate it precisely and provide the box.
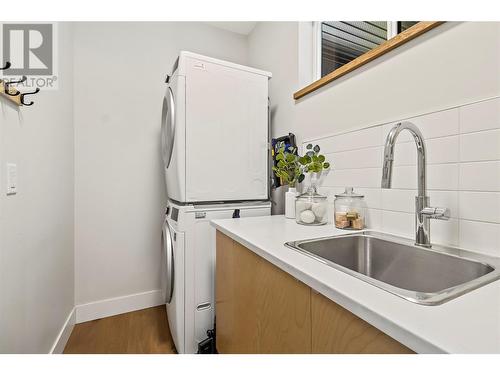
[319,21,419,78]
[295,22,442,99]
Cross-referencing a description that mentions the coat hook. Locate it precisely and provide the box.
[4,75,27,96]
[20,87,40,106]
[1,61,11,70]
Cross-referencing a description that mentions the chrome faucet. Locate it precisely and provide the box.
[381,121,449,248]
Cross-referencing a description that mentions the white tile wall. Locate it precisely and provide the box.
[381,211,413,238]
[381,189,416,213]
[325,146,383,170]
[325,168,381,188]
[460,129,500,162]
[390,164,459,190]
[460,98,500,133]
[427,136,460,164]
[365,209,383,230]
[317,126,382,154]
[381,108,460,143]
[459,220,500,257]
[390,136,461,166]
[306,97,500,257]
[432,219,460,247]
[459,161,500,191]
[459,191,500,223]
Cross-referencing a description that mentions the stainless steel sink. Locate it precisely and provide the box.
[285,231,500,305]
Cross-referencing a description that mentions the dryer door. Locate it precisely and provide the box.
[161,219,174,303]
[163,75,186,202]
[161,87,175,169]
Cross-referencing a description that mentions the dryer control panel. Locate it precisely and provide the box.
[166,205,179,222]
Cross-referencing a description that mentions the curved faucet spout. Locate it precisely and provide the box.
[381,121,438,247]
[381,121,427,197]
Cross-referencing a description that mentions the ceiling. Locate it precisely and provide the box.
[205,22,258,35]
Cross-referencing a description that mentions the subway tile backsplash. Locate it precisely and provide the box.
[460,98,500,133]
[318,126,382,154]
[459,161,500,192]
[459,191,500,224]
[459,220,500,258]
[460,129,500,162]
[381,108,459,143]
[305,97,500,257]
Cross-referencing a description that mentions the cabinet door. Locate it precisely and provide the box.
[311,291,413,354]
[216,231,311,353]
[257,254,311,353]
[216,231,260,353]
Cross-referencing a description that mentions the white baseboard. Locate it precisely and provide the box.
[75,290,164,324]
[50,308,76,354]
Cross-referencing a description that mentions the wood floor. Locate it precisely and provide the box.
[64,306,177,354]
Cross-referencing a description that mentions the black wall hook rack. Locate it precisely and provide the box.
[1,74,40,107]
[4,75,27,96]
[20,88,40,106]
[1,62,40,106]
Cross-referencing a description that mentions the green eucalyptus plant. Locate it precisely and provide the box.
[299,144,330,173]
[272,146,305,188]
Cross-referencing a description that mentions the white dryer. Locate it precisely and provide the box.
[161,200,271,353]
[161,51,272,203]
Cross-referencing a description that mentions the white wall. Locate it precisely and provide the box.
[248,22,298,142]
[247,22,299,212]
[248,22,500,144]
[73,22,249,309]
[0,23,74,353]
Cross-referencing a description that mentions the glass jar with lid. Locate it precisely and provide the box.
[295,184,328,226]
[334,187,366,230]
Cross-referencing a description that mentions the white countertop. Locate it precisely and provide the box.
[211,215,500,353]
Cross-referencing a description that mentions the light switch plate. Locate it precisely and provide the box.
[6,163,17,195]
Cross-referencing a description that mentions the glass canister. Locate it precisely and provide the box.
[334,187,366,230]
[295,186,328,226]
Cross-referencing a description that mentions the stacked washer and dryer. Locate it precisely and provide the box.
[160,51,272,353]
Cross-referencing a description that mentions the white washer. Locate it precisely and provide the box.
[162,200,271,353]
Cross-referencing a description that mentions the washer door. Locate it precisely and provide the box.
[161,87,176,169]
[161,220,174,304]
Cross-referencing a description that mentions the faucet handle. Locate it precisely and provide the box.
[421,207,450,220]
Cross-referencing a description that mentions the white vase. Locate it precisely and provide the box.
[285,187,297,219]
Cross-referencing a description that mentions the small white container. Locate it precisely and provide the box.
[285,187,298,219]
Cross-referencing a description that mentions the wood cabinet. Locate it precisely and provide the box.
[257,249,311,353]
[215,231,413,354]
[215,231,260,353]
[216,231,311,353]
[311,290,413,353]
